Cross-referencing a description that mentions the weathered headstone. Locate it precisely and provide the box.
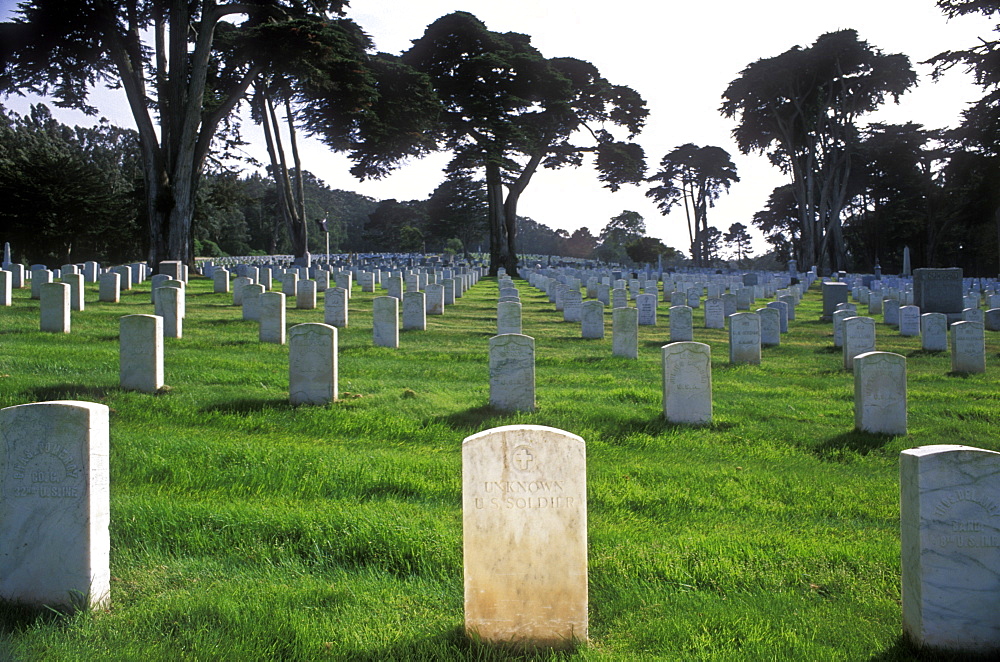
[900,445,1000,653]
[489,334,536,412]
[0,401,110,609]
[426,283,445,315]
[157,285,183,339]
[242,283,265,322]
[913,268,964,319]
[668,305,693,342]
[259,292,286,344]
[31,268,53,300]
[289,323,338,406]
[612,307,638,359]
[373,296,399,348]
[636,293,657,326]
[950,321,986,374]
[63,273,85,312]
[843,316,876,371]
[119,314,164,393]
[563,289,583,323]
[704,297,724,329]
[97,271,120,303]
[662,341,712,425]
[921,312,948,352]
[986,308,1000,332]
[854,351,907,435]
[296,279,317,310]
[324,287,348,328]
[757,307,780,346]
[213,268,230,294]
[40,282,70,333]
[497,300,522,336]
[402,291,427,331]
[728,312,761,365]
[581,301,604,339]
[463,425,587,649]
[899,305,921,337]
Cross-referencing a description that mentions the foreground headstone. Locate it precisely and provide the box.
[40,282,71,333]
[0,401,110,609]
[854,351,906,435]
[662,342,712,425]
[289,323,338,405]
[901,445,1000,653]
[463,425,587,649]
[489,334,535,412]
[119,314,164,393]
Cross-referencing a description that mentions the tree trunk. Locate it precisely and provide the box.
[485,160,507,277]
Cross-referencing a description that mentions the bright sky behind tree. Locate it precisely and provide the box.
[0,0,995,257]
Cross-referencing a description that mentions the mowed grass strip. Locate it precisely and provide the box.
[0,273,997,660]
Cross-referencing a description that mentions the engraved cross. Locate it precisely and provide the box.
[513,447,534,471]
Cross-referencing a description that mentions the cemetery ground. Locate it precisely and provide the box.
[1,275,998,661]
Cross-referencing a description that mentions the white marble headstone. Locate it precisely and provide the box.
[489,334,535,412]
[662,342,712,425]
[854,351,906,435]
[289,323,338,405]
[119,314,164,393]
[373,296,399,348]
[612,307,638,359]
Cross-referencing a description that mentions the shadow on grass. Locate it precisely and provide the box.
[0,600,71,637]
[437,404,503,431]
[813,345,841,354]
[867,635,997,661]
[810,430,899,460]
[602,416,736,445]
[907,349,945,358]
[199,397,292,415]
[343,626,581,661]
[26,384,114,402]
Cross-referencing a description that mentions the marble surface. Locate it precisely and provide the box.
[662,342,712,425]
[119,314,164,393]
[489,334,535,412]
[463,425,587,649]
[901,445,1000,653]
[289,323,337,406]
[1,401,110,609]
[854,351,906,435]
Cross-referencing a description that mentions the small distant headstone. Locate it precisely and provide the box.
[921,313,948,352]
[728,312,761,364]
[721,293,737,318]
[442,278,455,305]
[497,300,522,336]
[373,296,399,348]
[900,445,1000,653]
[289,323,338,406]
[119,314,164,393]
[581,300,604,339]
[8,263,25,289]
[669,305,693,342]
[950,321,985,374]
[0,270,9,306]
[463,425,587,649]
[259,292,287,344]
[612,307,638,359]
[0,401,110,610]
[854,351,906,435]
[662,341,712,425]
[489,334,535,412]
[39,282,70,333]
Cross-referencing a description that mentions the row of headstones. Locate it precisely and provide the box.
[5,408,993,654]
[848,283,1000,332]
[487,331,906,433]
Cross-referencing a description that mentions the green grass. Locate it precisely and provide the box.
[1,274,998,660]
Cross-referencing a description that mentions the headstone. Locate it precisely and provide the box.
[884,299,900,327]
[98,271,120,303]
[426,283,445,315]
[213,268,230,293]
[963,308,984,325]
[39,282,70,333]
[242,283,264,322]
[402,291,426,331]
[868,294,883,316]
[157,285,183,339]
[950,321,986,374]
[900,445,1000,653]
[721,293,737,318]
[8,263,25,289]
[158,260,183,280]
[766,300,788,333]
[921,313,948,352]
[296,279,317,310]
[832,309,852,348]
[611,287,627,309]
[822,282,849,321]
[636,293,657,326]
[704,298,724,329]
[497,301,522,336]
[728,312,761,364]
[119,314,164,393]
[462,425,587,648]
[669,305,693,342]
[259,292,286,344]
[289,323,338,406]
[373,296,399,348]
[735,288,752,311]
[0,401,110,609]
[62,273,85,312]
[612,307,638,359]
[581,301,604,339]
[854,351,907,435]
[913,268,963,319]
[442,278,455,305]
[324,287,348,328]
[31,268,53,300]
[662,342,712,425]
[985,308,1000,332]
[757,307,780,346]
[563,289,583,323]
[0,270,9,306]
[843,316,876,371]
[488,334,536,412]
[899,305,921,337]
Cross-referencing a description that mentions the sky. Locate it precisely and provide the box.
[0,0,997,256]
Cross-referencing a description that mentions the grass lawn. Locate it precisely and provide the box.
[0,272,998,661]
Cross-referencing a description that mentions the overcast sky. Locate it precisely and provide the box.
[1,0,996,255]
